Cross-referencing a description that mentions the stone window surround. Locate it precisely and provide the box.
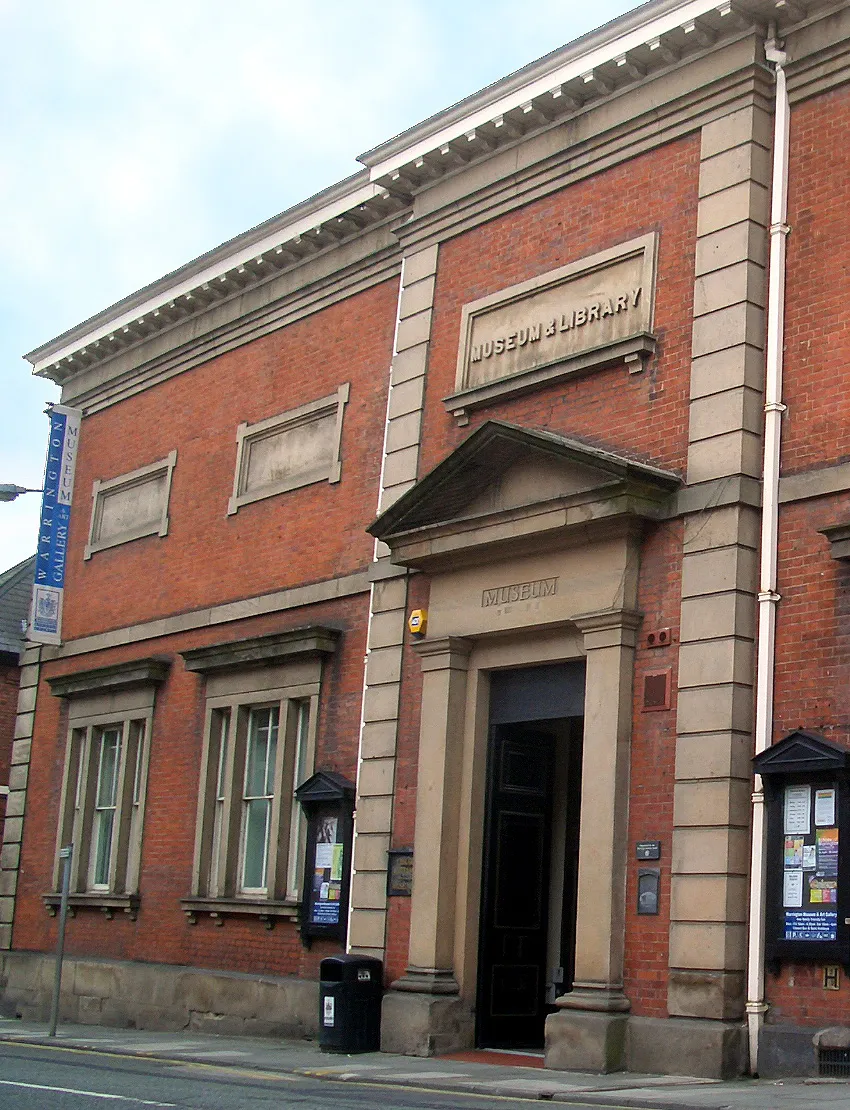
[84,450,177,560]
[44,657,170,921]
[227,383,350,516]
[180,627,338,927]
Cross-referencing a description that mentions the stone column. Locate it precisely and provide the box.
[546,608,640,1073]
[381,636,473,1055]
[666,102,768,1060]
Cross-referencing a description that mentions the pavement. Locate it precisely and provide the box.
[0,1017,849,1109]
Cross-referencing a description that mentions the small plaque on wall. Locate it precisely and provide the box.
[387,848,413,897]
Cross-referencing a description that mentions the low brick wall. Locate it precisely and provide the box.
[0,951,319,1039]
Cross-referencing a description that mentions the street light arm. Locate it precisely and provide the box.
[0,484,44,502]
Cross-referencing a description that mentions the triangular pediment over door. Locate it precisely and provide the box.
[369,420,681,572]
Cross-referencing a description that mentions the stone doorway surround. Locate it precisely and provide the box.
[369,421,679,1064]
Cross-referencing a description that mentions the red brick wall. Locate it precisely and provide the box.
[384,572,430,983]
[61,279,398,641]
[419,134,700,480]
[780,84,850,476]
[13,594,368,978]
[623,519,683,1017]
[763,83,850,1026]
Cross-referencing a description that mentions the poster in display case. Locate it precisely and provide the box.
[753,730,850,970]
[295,770,356,944]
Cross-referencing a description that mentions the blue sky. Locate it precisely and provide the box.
[0,0,637,572]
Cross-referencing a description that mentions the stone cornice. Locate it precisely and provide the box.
[47,657,170,698]
[181,626,340,674]
[29,178,407,388]
[357,0,822,196]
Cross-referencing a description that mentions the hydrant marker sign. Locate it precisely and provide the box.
[30,405,82,646]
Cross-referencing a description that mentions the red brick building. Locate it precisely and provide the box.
[2,0,850,1081]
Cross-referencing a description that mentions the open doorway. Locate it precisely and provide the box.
[476,663,584,1050]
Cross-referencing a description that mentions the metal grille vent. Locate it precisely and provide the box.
[818,1048,850,1078]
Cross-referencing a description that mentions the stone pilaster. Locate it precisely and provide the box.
[380,637,473,1055]
[347,245,438,958]
[668,103,770,1021]
[546,608,640,1073]
[0,644,41,950]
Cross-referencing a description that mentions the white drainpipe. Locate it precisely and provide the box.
[746,28,790,1076]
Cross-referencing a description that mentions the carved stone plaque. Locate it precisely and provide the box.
[448,234,657,417]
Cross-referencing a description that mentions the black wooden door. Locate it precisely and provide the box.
[477,724,555,1048]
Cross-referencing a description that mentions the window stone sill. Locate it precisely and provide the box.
[180,897,301,929]
[43,892,140,921]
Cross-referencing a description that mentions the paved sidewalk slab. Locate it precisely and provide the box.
[0,1018,848,1109]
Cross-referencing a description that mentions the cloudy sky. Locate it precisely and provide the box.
[1,0,638,572]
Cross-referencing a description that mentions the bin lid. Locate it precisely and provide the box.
[320,953,383,980]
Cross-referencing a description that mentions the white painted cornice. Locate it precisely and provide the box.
[28,174,404,383]
[27,0,824,388]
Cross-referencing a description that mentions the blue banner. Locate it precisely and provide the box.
[30,405,81,645]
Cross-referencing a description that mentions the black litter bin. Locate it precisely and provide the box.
[319,954,383,1052]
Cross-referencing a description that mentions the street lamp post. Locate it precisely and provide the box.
[0,484,43,502]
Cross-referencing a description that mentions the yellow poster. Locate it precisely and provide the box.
[331,843,343,881]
